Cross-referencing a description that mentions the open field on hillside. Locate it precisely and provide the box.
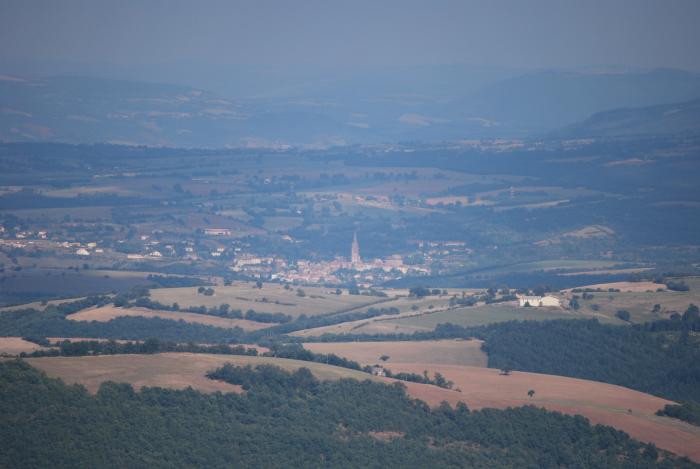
[558,267,654,276]
[24,353,375,394]
[303,339,487,367]
[149,282,393,317]
[394,364,700,462]
[0,296,87,313]
[563,277,700,324]
[344,303,581,335]
[0,337,48,355]
[565,281,665,292]
[66,305,272,331]
[342,292,476,315]
[289,303,459,337]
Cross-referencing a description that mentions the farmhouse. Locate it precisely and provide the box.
[518,295,560,307]
[205,228,231,236]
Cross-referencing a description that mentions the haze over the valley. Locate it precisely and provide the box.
[2,2,700,467]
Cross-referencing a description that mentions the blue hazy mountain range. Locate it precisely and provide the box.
[553,98,700,138]
[2,67,700,146]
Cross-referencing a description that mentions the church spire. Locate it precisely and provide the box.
[351,231,361,265]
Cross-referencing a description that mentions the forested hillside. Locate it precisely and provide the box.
[1,361,691,468]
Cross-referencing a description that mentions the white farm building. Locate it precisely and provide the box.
[518,295,560,307]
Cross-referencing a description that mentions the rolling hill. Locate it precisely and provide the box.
[555,97,700,138]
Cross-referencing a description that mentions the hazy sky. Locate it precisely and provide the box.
[1,0,699,72]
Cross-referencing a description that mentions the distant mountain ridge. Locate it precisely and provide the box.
[2,68,700,146]
[456,68,700,133]
[554,98,700,138]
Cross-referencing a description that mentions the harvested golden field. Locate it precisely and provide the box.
[303,339,487,367]
[148,282,387,317]
[393,364,700,462]
[25,352,375,394]
[66,305,271,331]
[0,337,49,355]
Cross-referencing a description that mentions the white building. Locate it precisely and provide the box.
[75,248,90,256]
[518,295,560,307]
[205,228,231,236]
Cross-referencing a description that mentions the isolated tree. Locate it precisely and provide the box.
[683,304,699,321]
[379,355,390,362]
[615,310,631,322]
[527,389,535,398]
[642,443,659,461]
[256,280,263,289]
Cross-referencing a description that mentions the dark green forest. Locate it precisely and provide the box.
[473,318,700,403]
[1,360,692,469]
[657,402,700,427]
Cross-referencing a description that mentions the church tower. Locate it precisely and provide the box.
[351,232,361,265]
